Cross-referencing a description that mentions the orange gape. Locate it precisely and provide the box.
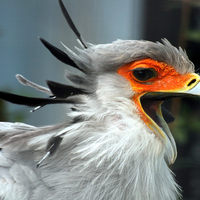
[117,58,197,94]
[117,58,199,125]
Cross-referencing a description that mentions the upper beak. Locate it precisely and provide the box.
[185,81,200,96]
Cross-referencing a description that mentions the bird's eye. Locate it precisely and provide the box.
[132,68,157,82]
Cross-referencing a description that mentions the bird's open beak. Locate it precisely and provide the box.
[117,59,200,164]
[140,76,200,164]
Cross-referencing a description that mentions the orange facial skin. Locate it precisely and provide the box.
[118,58,197,94]
[117,58,199,131]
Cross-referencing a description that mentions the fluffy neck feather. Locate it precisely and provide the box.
[46,75,180,200]
[25,73,181,200]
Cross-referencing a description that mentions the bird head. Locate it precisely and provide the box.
[117,48,200,164]
[67,38,200,165]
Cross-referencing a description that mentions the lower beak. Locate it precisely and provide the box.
[164,81,200,163]
[141,80,200,164]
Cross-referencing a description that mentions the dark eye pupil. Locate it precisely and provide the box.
[132,68,155,81]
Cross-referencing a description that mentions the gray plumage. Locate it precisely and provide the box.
[68,39,194,74]
[0,1,197,200]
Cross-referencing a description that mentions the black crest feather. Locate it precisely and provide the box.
[0,0,88,111]
[46,80,87,99]
[39,38,84,72]
[0,91,76,108]
[58,0,87,49]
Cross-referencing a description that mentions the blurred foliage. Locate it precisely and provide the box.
[171,97,200,145]
[0,98,25,123]
[187,30,200,43]
[170,97,200,199]
[0,100,7,121]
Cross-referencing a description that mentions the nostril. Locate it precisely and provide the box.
[188,79,197,87]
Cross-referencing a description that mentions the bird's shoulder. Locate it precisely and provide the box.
[0,122,72,200]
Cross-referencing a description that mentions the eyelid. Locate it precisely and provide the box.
[131,67,157,82]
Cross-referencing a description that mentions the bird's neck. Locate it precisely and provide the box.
[64,102,180,200]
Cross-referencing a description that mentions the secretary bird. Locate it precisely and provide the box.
[0,1,199,200]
